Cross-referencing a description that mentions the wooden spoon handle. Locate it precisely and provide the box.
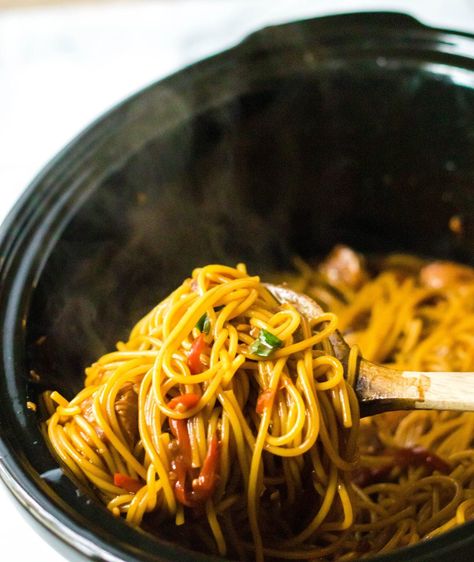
[265,283,474,416]
[356,359,474,416]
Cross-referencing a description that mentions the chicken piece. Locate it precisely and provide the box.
[80,396,105,441]
[420,261,474,289]
[115,383,139,446]
[319,245,368,291]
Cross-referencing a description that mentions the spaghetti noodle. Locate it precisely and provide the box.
[45,263,358,561]
[44,250,474,560]
[280,246,474,558]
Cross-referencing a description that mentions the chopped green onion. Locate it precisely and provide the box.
[249,329,283,357]
[196,313,211,334]
[196,307,225,334]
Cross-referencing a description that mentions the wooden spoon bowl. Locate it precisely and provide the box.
[265,283,474,417]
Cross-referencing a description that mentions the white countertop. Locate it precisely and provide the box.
[1,1,473,560]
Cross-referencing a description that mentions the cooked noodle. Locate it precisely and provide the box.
[280,247,474,558]
[44,251,474,560]
[46,263,358,561]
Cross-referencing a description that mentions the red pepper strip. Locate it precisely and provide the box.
[256,389,274,414]
[352,446,450,488]
[393,446,451,473]
[172,455,195,508]
[167,393,201,412]
[113,472,143,494]
[187,334,208,374]
[167,393,199,506]
[167,395,200,467]
[168,417,195,506]
[169,419,193,465]
[170,433,220,508]
[190,433,220,503]
[167,393,219,507]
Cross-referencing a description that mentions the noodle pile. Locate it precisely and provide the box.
[281,247,474,558]
[45,264,358,561]
[44,251,474,560]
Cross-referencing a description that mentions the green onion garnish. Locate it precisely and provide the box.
[249,329,283,357]
[196,305,225,334]
[196,313,211,334]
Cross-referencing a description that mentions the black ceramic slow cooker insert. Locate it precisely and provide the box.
[1,12,474,562]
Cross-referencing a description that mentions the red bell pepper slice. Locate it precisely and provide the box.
[190,433,220,503]
[352,446,450,488]
[256,389,274,414]
[187,334,208,374]
[167,394,200,466]
[113,472,143,494]
[167,392,219,507]
[167,393,201,412]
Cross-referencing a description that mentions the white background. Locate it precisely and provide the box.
[1,1,473,560]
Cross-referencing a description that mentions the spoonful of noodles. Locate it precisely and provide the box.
[265,283,474,417]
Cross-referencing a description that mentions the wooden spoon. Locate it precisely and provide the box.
[265,283,474,417]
